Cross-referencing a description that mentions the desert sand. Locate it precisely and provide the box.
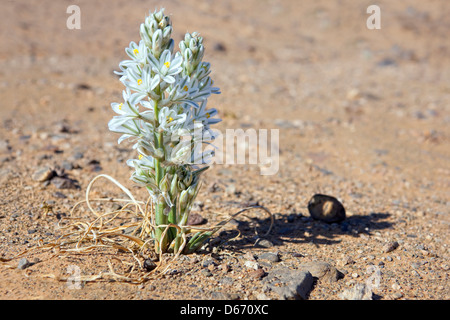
[0,0,449,300]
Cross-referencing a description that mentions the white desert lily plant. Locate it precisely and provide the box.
[108,8,228,254]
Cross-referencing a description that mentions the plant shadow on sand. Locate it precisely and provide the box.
[207,210,393,252]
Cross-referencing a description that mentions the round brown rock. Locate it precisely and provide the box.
[307,194,346,223]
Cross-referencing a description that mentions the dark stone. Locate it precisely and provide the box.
[51,176,79,189]
[307,194,346,223]
[143,258,157,271]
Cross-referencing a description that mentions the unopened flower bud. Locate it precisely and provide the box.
[163,26,172,40]
[179,41,187,52]
[184,48,193,62]
[155,10,164,21]
[159,174,170,192]
[178,180,186,191]
[189,39,198,54]
[152,29,163,54]
[149,19,158,34]
[170,173,178,195]
[179,189,189,209]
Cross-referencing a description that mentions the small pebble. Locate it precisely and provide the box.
[143,258,157,271]
[17,258,31,270]
[256,239,273,248]
[244,260,260,270]
[71,151,84,160]
[51,176,79,189]
[52,191,67,199]
[392,292,403,299]
[392,283,401,290]
[339,255,355,266]
[220,277,234,285]
[339,283,373,300]
[383,241,399,253]
[248,268,265,279]
[32,167,55,182]
[299,261,341,283]
[202,257,218,268]
[187,213,206,226]
[201,269,213,277]
[258,252,280,263]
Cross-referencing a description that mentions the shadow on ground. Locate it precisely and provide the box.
[208,210,393,252]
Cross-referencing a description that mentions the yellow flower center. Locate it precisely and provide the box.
[167,116,174,123]
[138,154,143,160]
[137,79,143,85]
[118,103,123,110]
[164,61,170,68]
[183,85,188,92]
[206,113,211,119]
[133,48,139,55]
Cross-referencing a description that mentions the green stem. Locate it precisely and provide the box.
[153,100,169,252]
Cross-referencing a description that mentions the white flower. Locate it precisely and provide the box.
[111,89,141,118]
[125,40,148,65]
[139,100,156,121]
[126,154,155,170]
[122,64,160,94]
[148,50,183,84]
[108,117,143,144]
[158,107,187,131]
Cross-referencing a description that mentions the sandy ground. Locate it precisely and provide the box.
[0,0,449,300]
